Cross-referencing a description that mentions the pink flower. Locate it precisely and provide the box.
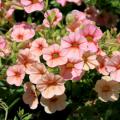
[30,37,48,57]
[0,0,3,11]
[75,51,99,71]
[40,94,66,114]
[60,58,85,80]
[61,32,87,60]
[23,82,38,109]
[43,44,67,67]
[56,0,67,6]
[106,51,120,82]
[5,7,15,20]
[26,63,47,84]
[20,0,44,13]
[79,24,103,52]
[11,23,35,42]
[6,64,25,86]
[0,36,6,49]
[43,8,62,28]
[66,10,86,32]
[17,48,39,71]
[36,73,65,99]
[97,55,109,75]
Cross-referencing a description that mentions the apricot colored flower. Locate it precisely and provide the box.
[61,32,87,60]
[60,58,85,80]
[17,48,39,71]
[80,24,103,52]
[75,51,99,71]
[43,44,67,67]
[30,38,48,57]
[106,51,120,82]
[20,0,44,13]
[43,8,62,28]
[66,10,86,32]
[40,94,66,114]
[36,73,65,99]
[11,23,35,42]
[26,63,47,84]
[56,0,66,6]
[5,7,15,20]
[94,76,120,102]
[23,82,38,109]
[6,64,25,86]
[97,55,109,75]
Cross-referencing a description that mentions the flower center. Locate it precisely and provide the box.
[17,34,23,40]
[102,85,111,92]
[14,71,21,78]
[71,42,79,48]
[49,97,58,103]
[47,80,57,86]
[66,62,74,68]
[52,53,59,58]
[86,35,93,42]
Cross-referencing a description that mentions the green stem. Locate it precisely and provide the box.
[45,0,48,10]
[8,97,20,110]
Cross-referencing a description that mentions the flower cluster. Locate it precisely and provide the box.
[0,0,120,116]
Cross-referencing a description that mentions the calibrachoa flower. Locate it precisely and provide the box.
[23,82,38,109]
[20,0,44,13]
[26,63,47,84]
[66,10,86,32]
[17,48,39,71]
[43,44,67,67]
[30,37,48,57]
[56,0,66,6]
[97,54,109,75]
[94,76,120,102]
[11,22,35,42]
[36,73,65,99]
[106,51,120,82]
[40,94,66,114]
[75,51,99,71]
[6,64,25,86]
[60,58,85,80]
[79,24,103,52]
[61,32,87,60]
[5,7,15,20]
[43,8,62,28]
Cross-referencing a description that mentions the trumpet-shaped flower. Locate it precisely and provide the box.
[36,73,65,99]
[26,63,47,84]
[43,44,67,67]
[60,58,85,80]
[94,76,120,102]
[43,8,62,28]
[6,64,25,86]
[61,32,87,60]
[11,23,35,42]
[40,94,66,114]
[75,51,99,71]
[23,82,38,109]
[80,24,103,52]
[17,48,39,71]
[106,51,120,82]
[20,0,44,13]
[30,38,48,57]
